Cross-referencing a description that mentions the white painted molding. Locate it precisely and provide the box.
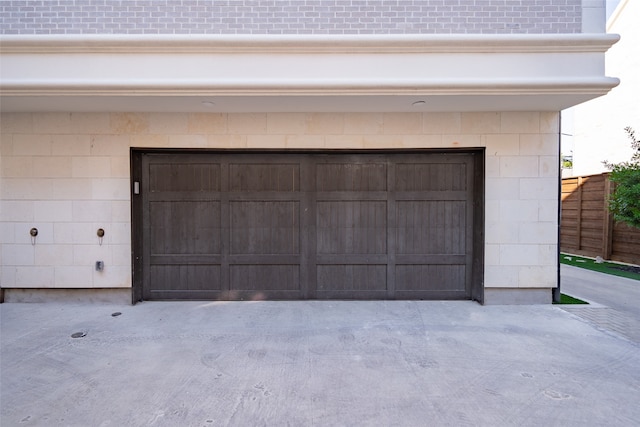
[0,78,620,97]
[0,34,620,54]
[0,34,620,112]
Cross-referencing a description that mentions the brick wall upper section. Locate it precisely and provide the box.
[1,1,582,35]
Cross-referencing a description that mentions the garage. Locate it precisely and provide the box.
[132,150,484,301]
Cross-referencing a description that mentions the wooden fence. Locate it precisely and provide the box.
[561,173,640,265]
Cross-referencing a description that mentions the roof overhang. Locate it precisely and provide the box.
[0,34,620,113]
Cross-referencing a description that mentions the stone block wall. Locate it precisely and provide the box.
[0,112,559,297]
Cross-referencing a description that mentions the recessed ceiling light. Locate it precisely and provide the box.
[202,101,216,107]
[412,100,426,106]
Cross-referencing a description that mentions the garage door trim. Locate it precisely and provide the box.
[130,149,485,303]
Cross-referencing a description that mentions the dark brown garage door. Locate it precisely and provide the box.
[135,151,482,301]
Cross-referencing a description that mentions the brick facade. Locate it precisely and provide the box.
[0,0,582,35]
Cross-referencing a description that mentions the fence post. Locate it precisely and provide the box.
[576,176,583,250]
[602,174,614,260]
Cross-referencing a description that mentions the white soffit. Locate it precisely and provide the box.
[0,34,620,113]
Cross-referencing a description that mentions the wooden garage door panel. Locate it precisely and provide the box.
[396,200,466,255]
[230,265,300,291]
[396,265,466,292]
[317,265,387,293]
[396,162,466,191]
[230,201,300,255]
[316,163,387,191]
[150,265,222,292]
[229,163,299,192]
[150,201,221,255]
[316,201,387,255]
[149,163,221,192]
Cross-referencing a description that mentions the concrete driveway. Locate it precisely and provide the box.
[2,278,640,426]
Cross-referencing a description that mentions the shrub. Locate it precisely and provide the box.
[604,127,640,229]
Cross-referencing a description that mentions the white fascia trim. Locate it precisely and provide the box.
[1,78,620,97]
[0,34,620,108]
[0,33,620,54]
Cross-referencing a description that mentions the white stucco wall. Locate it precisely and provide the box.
[0,112,559,298]
[568,0,638,176]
